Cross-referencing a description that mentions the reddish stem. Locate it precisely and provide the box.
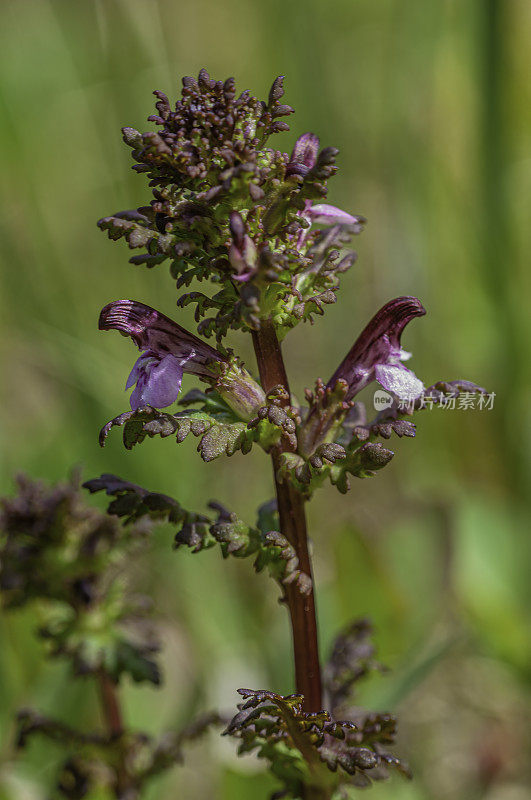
[252,322,322,712]
[97,671,124,737]
[97,671,136,797]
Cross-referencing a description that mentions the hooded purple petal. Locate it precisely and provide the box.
[100,299,266,419]
[327,296,426,401]
[129,353,184,410]
[100,300,225,379]
[286,132,320,177]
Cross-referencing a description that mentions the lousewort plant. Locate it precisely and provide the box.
[0,474,220,798]
[2,70,486,799]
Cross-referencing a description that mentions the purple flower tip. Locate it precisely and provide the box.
[99,299,157,346]
[229,211,246,248]
[286,132,320,178]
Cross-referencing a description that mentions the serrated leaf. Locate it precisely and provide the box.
[99,406,263,462]
[224,687,410,798]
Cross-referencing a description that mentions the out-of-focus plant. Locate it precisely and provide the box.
[3,69,486,800]
[0,474,219,798]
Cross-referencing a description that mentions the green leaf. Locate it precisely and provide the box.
[99,406,263,462]
[224,688,410,799]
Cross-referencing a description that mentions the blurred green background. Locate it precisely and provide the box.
[1,0,530,798]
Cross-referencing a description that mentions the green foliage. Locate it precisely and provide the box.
[40,583,161,685]
[99,405,250,460]
[0,474,221,799]
[0,474,159,684]
[84,475,313,596]
[223,621,411,798]
[285,380,488,496]
[99,387,283,461]
[224,687,410,799]
[277,442,394,497]
[17,709,220,800]
[329,443,395,495]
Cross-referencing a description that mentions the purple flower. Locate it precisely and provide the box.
[125,351,187,410]
[286,132,320,178]
[304,203,361,227]
[100,300,225,410]
[99,300,265,418]
[299,297,426,456]
[285,133,363,247]
[327,296,426,402]
[297,200,363,248]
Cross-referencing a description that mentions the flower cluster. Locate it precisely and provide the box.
[98,69,365,339]
[96,71,451,463]
[99,294,429,452]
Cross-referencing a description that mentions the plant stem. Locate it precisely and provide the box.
[252,321,322,712]
[97,671,124,736]
[98,671,136,798]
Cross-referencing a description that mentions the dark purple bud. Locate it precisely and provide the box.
[223,77,236,99]
[198,68,212,89]
[228,212,257,281]
[182,76,199,91]
[270,120,290,133]
[249,183,265,202]
[229,211,245,248]
[268,75,285,105]
[286,133,320,178]
[272,104,295,118]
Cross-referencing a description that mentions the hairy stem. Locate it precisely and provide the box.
[252,322,322,712]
